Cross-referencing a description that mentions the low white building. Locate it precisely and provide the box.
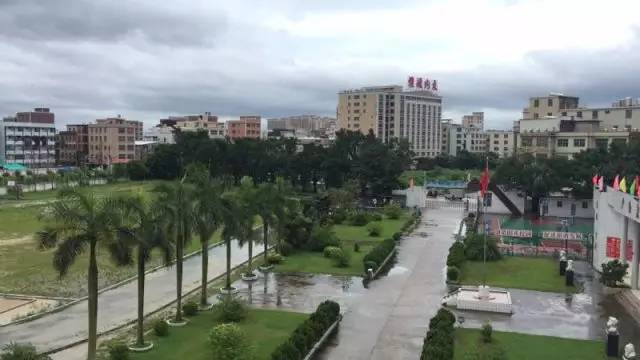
[540,194,593,219]
[593,186,640,289]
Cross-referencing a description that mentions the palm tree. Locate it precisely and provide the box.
[113,195,173,348]
[254,181,286,268]
[37,188,131,360]
[236,178,258,278]
[220,194,243,291]
[154,180,195,323]
[193,180,224,307]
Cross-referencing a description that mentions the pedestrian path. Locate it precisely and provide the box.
[317,208,461,360]
[0,239,253,354]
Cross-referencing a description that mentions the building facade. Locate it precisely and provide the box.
[441,114,515,158]
[55,124,89,166]
[485,130,517,158]
[171,112,226,139]
[337,85,442,157]
[267,115,336,137]
[462,112,484,130]
[227,116,261,140]
[0,108,56,168]
[144,125,175,144]
[88,116,143,165]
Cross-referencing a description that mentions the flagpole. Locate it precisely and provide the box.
[482,157,488,287]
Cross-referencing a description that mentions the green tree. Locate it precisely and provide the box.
[154,181,195,323]
[208,323,251,360]
[37,189,130,360]
[235,178,259,277]
[113,196,173,347]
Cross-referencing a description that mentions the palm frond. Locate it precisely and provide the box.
[36,228,59,250]
[53,235,88,277]
[107,239,134,267]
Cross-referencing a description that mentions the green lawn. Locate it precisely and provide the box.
[275,244,371,276]
[455,328,609,360]
[459,257,576,293]
[131,309,307,360]
[0,180,162,203]
[331,213,410,243]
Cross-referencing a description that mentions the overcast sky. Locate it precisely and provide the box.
[1,0,640,130]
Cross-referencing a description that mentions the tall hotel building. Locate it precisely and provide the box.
[337,85,442,157]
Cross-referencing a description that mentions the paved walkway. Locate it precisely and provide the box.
[0,239,254,354]
[317,207,461,360]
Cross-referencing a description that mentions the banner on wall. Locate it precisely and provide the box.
[541,231,584,241]
[498,229,533,238]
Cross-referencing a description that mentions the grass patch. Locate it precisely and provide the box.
[455,328,609,360]
[331,212,409,243]
[459,257,576,293]
[275,244,372,276]
[0,180,162,203]
[130,309,308,360]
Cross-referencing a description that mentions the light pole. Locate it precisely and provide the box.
[561,219,569,255]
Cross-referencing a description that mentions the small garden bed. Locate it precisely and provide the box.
[274,244,373,276]
[454,328,609,360]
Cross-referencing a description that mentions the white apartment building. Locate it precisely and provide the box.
[485,130,517,158]
[337,85,442,157]
[441,113,515,158]
[144,125,175,144]
[0,108,56,168]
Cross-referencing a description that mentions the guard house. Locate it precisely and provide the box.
[593,186,640,289]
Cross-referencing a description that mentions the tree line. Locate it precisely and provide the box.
[124,129,413,195]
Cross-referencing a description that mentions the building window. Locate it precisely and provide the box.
[533,113,539,119]
[562,111,567,116]
[557,200,563,207]
[582,201,588,209]
[592,110,598,119]
[595,138,608,149]
[557,139,569,147]
[577,111,582,118]
[626,109,632,119]
[547,98,553,107]
[547,112,552,116]
[573,138,586,147]
[521,137,533,146]
[534,99,539,107]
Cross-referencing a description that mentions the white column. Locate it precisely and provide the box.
[632,233,639,290]
[621,217,628,264]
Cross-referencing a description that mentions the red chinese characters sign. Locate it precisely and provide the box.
[407,75,439,91]
[606,237,634,261]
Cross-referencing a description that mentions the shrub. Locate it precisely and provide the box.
[446,242,466,268]
[353,242,360,252]
[421,309,455,360]
[364,260,377,272]
[271,301,340,359]
[267,253,283,265]
[323,246,343,259]
[362,238,395,273]
[369,212,383,222]
[366,222,382,237]
[349,212,369,226]
[183,301,198,316]
[213,296,248,323]
[333,249,351,268]
[392,232,402,241]
[108,343,129,360]
[601,259,629,286]
[384,203,403,219]
[277,242,293,256]
[0,343,51,360]
[446,266,460,282]
[481,323,493,343]
[209,323,251,360]
[464,234,501,261]
[331,209,347,224]
[308,226,341,252]
[153,319,169,337]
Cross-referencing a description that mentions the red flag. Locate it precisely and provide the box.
[480,159,490,197]
[592,174,599,185]
[598,176,604,192]
[613,175,620,190]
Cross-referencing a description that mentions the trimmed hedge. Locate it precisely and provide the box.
[362,238,395,273]
[446,242,466,268]
[421,308,456,360]
[271,301,341,360]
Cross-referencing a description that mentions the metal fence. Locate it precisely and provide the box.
[425,199,468,210]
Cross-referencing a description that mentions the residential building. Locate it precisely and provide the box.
[55,124,89,166]
[87,116,143,165]
[0,108,56,168]
[485,130,517,158]
[144,125,175,144]
[337,85,442,157]
[462,112,484,130]
[171,112,226,139]
[522,93,579,120]
[267,115,336,137]
[227,116,261,140]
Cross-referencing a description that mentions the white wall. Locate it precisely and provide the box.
[541,197,593,219]
[483,188,526,215]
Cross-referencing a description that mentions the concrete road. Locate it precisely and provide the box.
[317,207,461,360]
[0,239,254,354]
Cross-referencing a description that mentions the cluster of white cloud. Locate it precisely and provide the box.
[1,0,639,129]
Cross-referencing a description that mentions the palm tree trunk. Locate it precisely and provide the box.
[136,249,145,346]
[248,236,253,275]
[175,232,184,322]
[225,238,232,289]
[87,240,98,360]
[263,223,269,265]
[200,239,209,307]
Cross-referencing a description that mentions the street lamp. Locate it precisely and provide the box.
[561,219,569,255]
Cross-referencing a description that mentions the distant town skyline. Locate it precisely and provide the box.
[1,0,640,130]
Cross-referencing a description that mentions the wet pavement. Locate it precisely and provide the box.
[220,272,367,313]
[317,207,461,360]
[0,239,256,353]
[454,260,640,349]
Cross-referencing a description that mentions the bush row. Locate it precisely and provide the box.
[420,308,456,360]
[271,301,341,360]
[362,238,396,273]
[445,232,502,283]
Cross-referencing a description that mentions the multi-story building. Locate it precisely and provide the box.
[337,85,442,157]
[88,116,143,165]
[0,108,56,168]
[267,115,336,137]
[462,112,484,130]
[485,130,517,158]
[144,125,175,144]
[55,124,89,166]
[442,121,487,156]
[171,112,226,139]
[517,94,640,159]
[227,116,261,140]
